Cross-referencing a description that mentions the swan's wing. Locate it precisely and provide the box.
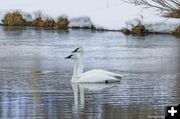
[77,69,121,83]
[79,69,122,79]
[78,74,117,83]
[93,69,122,79]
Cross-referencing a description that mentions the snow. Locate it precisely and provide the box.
[69,16,93,28]
[0,0,180,33]
[144,18,180,33]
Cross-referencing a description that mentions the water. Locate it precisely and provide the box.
[0,26,179,119]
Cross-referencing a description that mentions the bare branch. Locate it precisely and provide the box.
[123,0,180,13]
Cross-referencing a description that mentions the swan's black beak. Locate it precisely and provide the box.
[65,54,72,59]
[72,48,79,53]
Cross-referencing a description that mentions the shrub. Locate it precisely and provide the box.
[122,28,131,35]
[56,16,69,30]
[132,24,147,35]
[44,19,56,27]
[33,10,44,20]
[166,12,180,18]
[3,11,26,26]
[91,25,96,30]
[30,17,56,28]
[124,0,180,14]
[3,10,70,30]
[172,26,180,37]
[30,18,44,27]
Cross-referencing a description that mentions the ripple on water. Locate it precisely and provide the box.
[0,27,179,118]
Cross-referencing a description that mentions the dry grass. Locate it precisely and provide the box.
[44,19,56,27]
[30,18,44,27]
[3,11,69,30]
[56,16,69,30]
[30,18,56,28]
[166,12,180,18]
[122,28,131,35]
[3,11,26,26]
[132,24,147,35]
[172,26,180,37]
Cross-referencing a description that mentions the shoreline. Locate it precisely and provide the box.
[0,24,173,36]
[0,10,179,37]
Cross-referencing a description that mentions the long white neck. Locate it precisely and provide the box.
[71,59,79,82]
[77,52,84,76]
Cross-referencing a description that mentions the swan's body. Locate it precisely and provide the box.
[77,69,121,83]
[66,47,122,83]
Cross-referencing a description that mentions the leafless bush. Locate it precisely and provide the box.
[33,10,44,19]
[123,0,180,13]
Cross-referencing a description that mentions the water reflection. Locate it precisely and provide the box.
[31,70,41,118]
[3,26,24,36]
[71,83,117,111]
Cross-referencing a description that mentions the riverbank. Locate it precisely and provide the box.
[0,0,180,34]
[0,9,179,36]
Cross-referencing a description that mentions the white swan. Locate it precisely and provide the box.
[65,48,122,83]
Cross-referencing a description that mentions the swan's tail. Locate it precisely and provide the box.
[112,75,122,80]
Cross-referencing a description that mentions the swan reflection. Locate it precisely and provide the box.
[71,82,119,114]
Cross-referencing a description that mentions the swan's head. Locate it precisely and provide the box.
[72,47,84,53]
[65,53,78,60]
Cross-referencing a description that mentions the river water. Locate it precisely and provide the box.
[0,26,179,119]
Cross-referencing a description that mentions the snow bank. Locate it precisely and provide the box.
[0,0,180,33]
[144,18,180,33]
[69,16,93,28]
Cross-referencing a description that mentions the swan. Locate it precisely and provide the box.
[65,48,122,83]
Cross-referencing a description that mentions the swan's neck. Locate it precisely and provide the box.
[71,60,78,82]
[78,52,84,76]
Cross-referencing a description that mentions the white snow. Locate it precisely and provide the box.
[69,16,93,28]
[0,0,180,33]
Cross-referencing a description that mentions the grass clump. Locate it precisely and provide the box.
[122,28,131,35]
[56,16,69,30]
[3,11,26,26]
[166,12,180,18]
[44,19,56,27]
[3,11,69,30]
[132,24,147,35]
[30,18,56,28]
[172,26,180,37]
[30,18,44,27]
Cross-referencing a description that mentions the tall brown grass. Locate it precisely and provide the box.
[3,11,69,30]
[4,11,26,26]
[56,16,69,30]
[132,24,147,35]
[166,12,180,18]
[172,26,180,37]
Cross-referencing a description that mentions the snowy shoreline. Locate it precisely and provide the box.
[0,0,180,34]
[0,11,179,34]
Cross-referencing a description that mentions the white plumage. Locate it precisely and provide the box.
[65,47,122,83]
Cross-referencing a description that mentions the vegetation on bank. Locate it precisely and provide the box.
[172,26,180,37]
[3,11,26,26]
[56,17,69,30]
[123,24,180,37]
[2,11,69,30]
[2,11,97,30]
[122,24,148,36]
[1,10,179,38]
[131,24,147,35]
[166,12,180,18]
[123,0,180,19]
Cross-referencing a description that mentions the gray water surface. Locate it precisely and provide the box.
[0,26,180,119]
